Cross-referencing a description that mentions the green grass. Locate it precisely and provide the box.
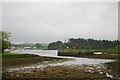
[59,49,119,54]
[2,52,39,59]
[59,49,109,53]
[58,49,119,59]
[82,54,118,59]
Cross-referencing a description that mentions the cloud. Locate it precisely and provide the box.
[2,2,118,43]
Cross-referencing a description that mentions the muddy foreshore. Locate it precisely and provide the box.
[2,52,120,79]
[2,62,119,79]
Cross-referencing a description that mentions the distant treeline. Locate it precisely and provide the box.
[12,43,48,49]
[48,38,120,50]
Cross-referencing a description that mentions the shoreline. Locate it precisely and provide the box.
[2,52,120,79]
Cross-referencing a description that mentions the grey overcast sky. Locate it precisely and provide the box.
[2,2,118,43]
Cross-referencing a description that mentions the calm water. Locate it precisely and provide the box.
[12,50,114,65]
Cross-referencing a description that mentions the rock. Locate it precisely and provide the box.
[99,71,104,74]
[10,73,14,76]
[33,69,36,72]
[41,68,43,70]
[43,71,47,74]
[106,73,113,78]
[16,74,19,77]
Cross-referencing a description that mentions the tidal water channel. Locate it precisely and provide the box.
[9,50,114,72]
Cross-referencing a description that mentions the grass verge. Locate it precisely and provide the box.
[58,51,118,59]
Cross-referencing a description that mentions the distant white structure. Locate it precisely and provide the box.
[93,52,108,55]
[67,46,69,49]
[4,49,10,52]
[93,52,103,55]
[24,47,32,49]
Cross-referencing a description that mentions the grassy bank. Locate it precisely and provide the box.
[58,52,118,59]
[58,49,118,59]
[2,52,66,68]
